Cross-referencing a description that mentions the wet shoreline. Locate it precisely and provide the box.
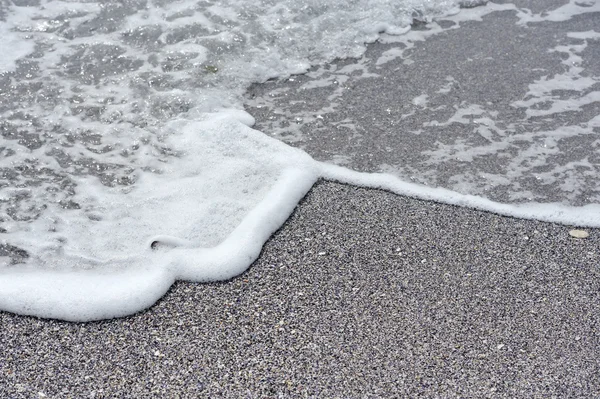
[2,181,599,397]
[2,0,600,396]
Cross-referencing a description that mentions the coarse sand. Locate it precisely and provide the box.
[1,182,599,398]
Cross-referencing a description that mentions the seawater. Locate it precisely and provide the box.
[0,0,598,321]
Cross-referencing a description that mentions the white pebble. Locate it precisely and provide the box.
[569,229,589,239]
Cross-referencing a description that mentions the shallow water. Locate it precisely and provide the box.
[0,0,599,320]
[247,1,600,206]
[0,0,461,265]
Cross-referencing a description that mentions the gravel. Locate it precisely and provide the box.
[1,181,599,398]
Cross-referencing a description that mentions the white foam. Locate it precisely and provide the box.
[513,31,600,118]
[516,0,600,24]
[0,112,320,321]
[320,163,600,228]
[0,20,35,73]
[5,129,600,321]
[1,0,600,321]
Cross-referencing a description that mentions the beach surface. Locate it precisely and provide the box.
[2,0,600,397]
[2,182,600,398]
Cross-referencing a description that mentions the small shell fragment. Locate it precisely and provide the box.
[569,229,589,239]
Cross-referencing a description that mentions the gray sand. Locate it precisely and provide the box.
[2,182,600,398]
[3,0,600,397]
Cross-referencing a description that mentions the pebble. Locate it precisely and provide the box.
[569,229,589,239]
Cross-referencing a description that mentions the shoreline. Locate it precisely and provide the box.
[2,181,599,397]
[3,0,600,396]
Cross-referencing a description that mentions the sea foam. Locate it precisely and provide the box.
[1,0,599,321]
[2,111,599,321]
